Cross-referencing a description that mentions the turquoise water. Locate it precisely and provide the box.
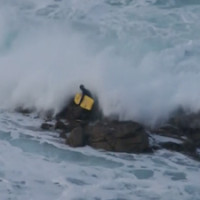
[0,111,200,200]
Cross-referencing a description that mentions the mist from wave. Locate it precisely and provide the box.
[0,0,200,125]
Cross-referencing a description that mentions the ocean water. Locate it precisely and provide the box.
[0,0,200,199]
[0,110,200,200]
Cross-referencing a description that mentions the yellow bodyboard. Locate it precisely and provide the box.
[74,93,94,111]
[80,95,94,110]
[74,93,82,105]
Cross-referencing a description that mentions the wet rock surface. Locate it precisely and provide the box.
[67,126,85,147]
[150,111,200,160]
[40,98,149,153]
[37,100,200,159]
[85,120,149,153]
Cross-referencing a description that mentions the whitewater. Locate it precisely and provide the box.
[0,0,200,199]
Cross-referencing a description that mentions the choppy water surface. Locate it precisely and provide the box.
[0,111,200,200]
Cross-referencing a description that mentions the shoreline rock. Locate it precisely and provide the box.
[85,120,149,153]
[16,101,200,160]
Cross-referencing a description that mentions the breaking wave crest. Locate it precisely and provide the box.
[1,0,200,125]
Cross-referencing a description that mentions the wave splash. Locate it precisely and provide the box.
[0,0,200,125]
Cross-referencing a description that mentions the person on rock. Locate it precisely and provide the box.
[75,84,93,121]
[79,84,92,105]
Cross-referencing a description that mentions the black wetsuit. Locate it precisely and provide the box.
[80,87,92,98]
[79,86,92,105]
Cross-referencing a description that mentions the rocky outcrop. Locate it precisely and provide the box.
[160,141,196,153]
[150,112,200,160]
[56,96,103,123]
[56,120,149,153]
[67,126,85,147]
[37,99,200,159]
[41,122,54,130]
[40,97,149,153]
[168,112,200,148]
[84,121,149,153]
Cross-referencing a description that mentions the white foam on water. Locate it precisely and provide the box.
[0,110,200,200]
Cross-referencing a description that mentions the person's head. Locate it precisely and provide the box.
[80,84,84,90]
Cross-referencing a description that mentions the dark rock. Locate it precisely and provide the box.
[56,96,102,123]
[160,141,194,153]
[86,121,143,138]
[183,141,197,153]
[113,132,149,153]
[190,131,200,147]
[66,127,85,147]
[39,94,200,156]
[168,112,200,147]
[85,120,149,153]
[153,124,183,137]
[85,122,110,142]
[161,141,181,151]
[42,109,54,121]
[55,121,71,132]
[110,121,144,138]
[41,123,53,130]
[56,100,83,121]
[15,107,33,114]
[55,120,88,134]
[169,112,200,130]
[59,132,67,139]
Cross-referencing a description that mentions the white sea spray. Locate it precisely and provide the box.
[1,0,200,125]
